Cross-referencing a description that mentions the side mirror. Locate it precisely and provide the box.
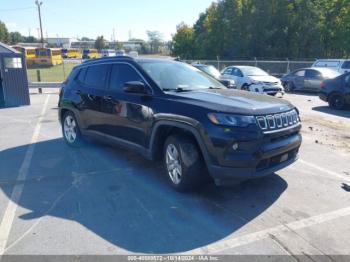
[123,81,149,94]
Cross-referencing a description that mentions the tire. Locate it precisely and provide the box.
[241,84,249,91]
[163,135,204,192]
[62,111,83,147]
[329,94,345,110]
[285,82,294,92]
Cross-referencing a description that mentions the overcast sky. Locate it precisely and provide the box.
[0,0,214,41]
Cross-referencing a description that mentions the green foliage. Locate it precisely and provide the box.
[172,23,194,59]
[9,32,24,45]
[94,36,106,51]
[147,31,164,54]
[0,20,10,43]
[171,0,350,59]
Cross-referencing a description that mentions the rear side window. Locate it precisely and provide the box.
[84,64,109,89]
[109,64,143,91]
[342,61,350,69]
[305,70,321,78]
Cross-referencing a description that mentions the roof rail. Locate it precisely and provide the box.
[82,55,135,64]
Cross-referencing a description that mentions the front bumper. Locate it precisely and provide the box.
[249,84,285,95]
[205,125,302,185]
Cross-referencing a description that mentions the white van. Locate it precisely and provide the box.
[100,49,116,57]
[312,59,350,74]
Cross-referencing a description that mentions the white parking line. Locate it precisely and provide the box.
[299,159,350,181]
[188,206,350,254]
[0,95,50,254]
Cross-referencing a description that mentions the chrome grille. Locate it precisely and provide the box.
[256,109,300,133]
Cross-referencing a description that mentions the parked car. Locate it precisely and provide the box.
[192,64,236,88]
[312,59,350,74]
[59,57,302,191]
[319,72,350,110]
[100,49,116,57]
[221,66,284,96]
[281,68,341,92]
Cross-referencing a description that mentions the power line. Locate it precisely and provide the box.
[0,7,35,12]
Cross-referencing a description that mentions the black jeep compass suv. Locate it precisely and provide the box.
[58,56,302,191]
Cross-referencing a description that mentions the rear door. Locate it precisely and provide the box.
[304,69,323,91]
[100,63,153,147]
[76,64,109,133]
[293,70,306,90]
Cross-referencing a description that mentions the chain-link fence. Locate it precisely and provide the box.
[27,58,315,83]
[184,59,315,77]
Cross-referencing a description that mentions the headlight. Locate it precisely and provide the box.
[208,113,256,127]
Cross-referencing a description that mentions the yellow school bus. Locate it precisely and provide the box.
[12,46,36,66]
[82,49,98,59]
[61,48,81,59]
[34,48,63,66]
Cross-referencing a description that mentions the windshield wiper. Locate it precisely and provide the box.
[208,86,222,90]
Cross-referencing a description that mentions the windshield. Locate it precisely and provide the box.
[197,65,221,79]
[240,67,269,76]
[139,61,225,91]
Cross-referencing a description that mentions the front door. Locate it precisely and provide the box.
[100,63,153,147]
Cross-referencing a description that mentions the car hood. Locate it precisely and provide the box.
[167,89,294,115]
[249,75,280,83]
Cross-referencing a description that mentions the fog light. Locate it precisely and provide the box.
[232,143,239,151]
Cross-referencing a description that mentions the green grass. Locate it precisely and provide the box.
[27,63,77,82]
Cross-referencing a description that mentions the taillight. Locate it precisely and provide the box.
[320,82,326,89]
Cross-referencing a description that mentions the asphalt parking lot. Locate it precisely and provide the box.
[0,91,349,258]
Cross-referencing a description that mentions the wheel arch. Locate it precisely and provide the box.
[149,120,210,165]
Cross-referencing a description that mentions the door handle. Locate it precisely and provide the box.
[75,90,82,95]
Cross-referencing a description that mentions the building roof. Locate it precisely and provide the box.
[0,42,21,54]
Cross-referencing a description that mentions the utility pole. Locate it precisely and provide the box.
[35,0,44,47]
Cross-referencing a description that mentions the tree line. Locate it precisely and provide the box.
[171,0,350,60]
[0,21,39,44]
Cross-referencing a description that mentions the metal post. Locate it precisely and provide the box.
[35,1,44,48]
[36,70,42,94]
[286,58,290,73]
[217,56,220,70]
[254,57,258,67]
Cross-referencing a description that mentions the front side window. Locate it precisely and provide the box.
[84,65,109,89]
[295,70,305,77]
[232,68,243,77]
[109,64,143,91]
[139,61,224,91]
[223,68,232,75]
